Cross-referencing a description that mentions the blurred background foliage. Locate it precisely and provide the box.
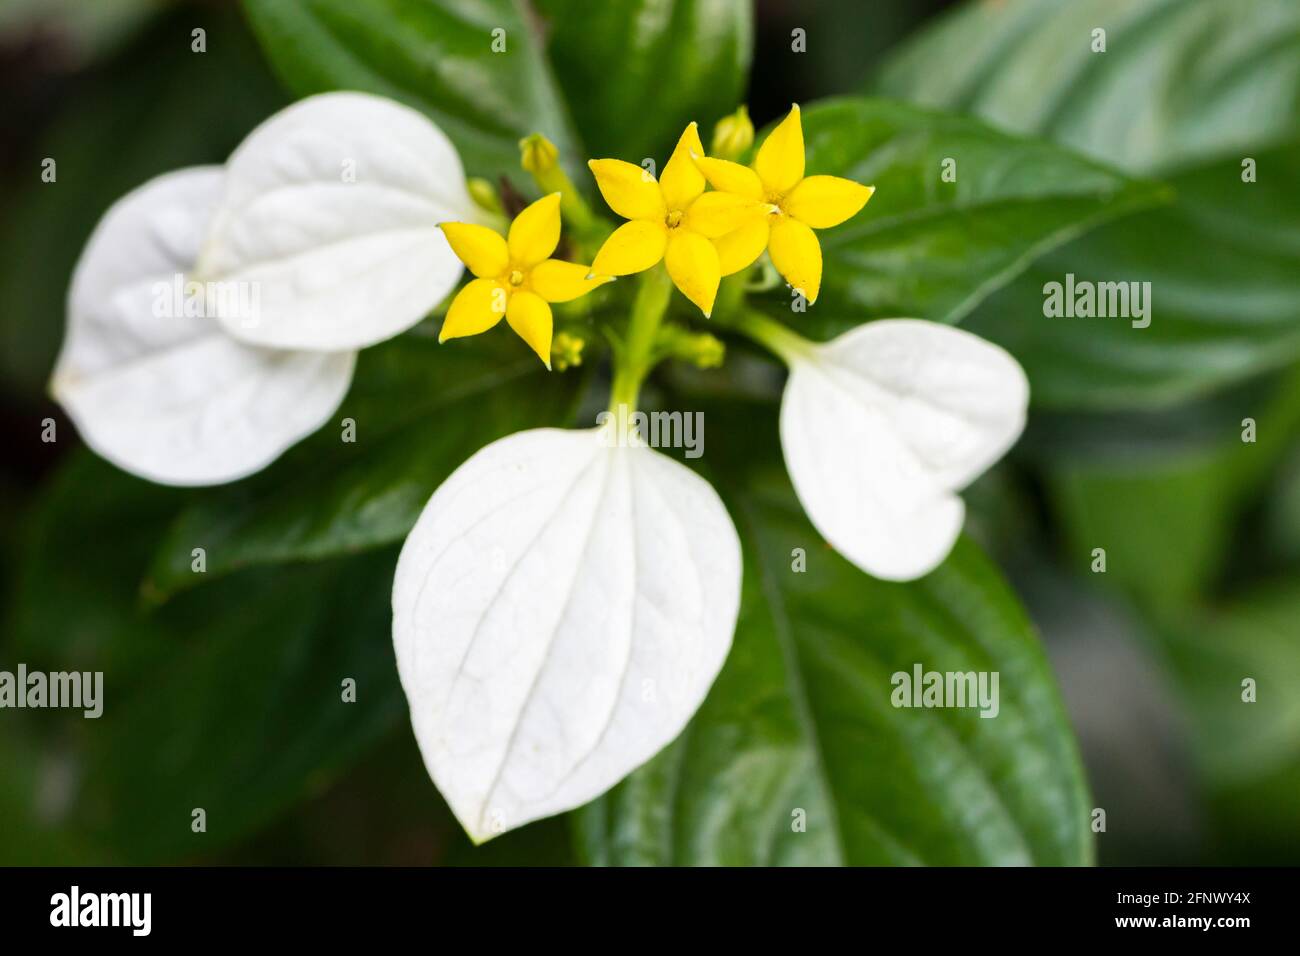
[0,0,1296,865]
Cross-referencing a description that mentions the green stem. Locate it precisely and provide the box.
[731,308,815,364]
[609,265,673,412]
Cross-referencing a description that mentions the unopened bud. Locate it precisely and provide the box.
[467,177,502,215]
[519,132,595,233]
[520,134,559,175]
[552,331,585,371]
[711,106,754,161]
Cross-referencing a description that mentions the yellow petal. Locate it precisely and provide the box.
[530,258,612,303]
[768,216,822,304]
[685,191,770,239]
[665,230,721,317]
[505,290,554,368]
[439,278,507,342]
[715,218,771,276]
[588,159,666,221]
[507,192,562,268]
[439,222,509,279]
[783,176,875,229]
[754,104,804,195]
[659,122,707,211]
[591,219,669,276]
[693,156,764,201]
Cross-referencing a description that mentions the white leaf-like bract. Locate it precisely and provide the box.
[780,319,1028,581]
[51,167,355,487]
[392,427,742,842]
[198,92,474,351]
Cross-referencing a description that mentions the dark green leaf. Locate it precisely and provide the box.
[965,143,1300,408]
[873,0,1300,176]
[2,453,407,863]
[70,552,405,862]
[776,98,1164,340]
[240,0,582,180]
[872,0,1300,409]
[4,454,185,672]
[1161,582,1300,785]
[536,0,752,163]
[576,403,1091,865]
[143,334,584,602]
[1039,368,1300,612]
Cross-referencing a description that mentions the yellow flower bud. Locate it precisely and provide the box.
[520,133,560,175]
[551,331,585,371]
[519,133,596,234]
[467,177,502,215]
[710,105,754,161]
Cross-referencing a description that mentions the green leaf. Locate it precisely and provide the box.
[575,403,1091,866]
[240,0,582,180]
[4,454,185,672]
[536,0,752,163]
[965,143,1300,409]
[2,453,407,863]
[1161,582,1300,784]
[872,0,1300,409]
[143,334,584,602]
[873,0,1300,176]
[1261,445,1300,565]
[0,8,286,397]
[779,98,1165,339]
[70,552,405,862]
[1039,368,1300,612]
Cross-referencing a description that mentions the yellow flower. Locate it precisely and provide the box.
[588,123,769,317]
[695,104,875,304]
[438,193,610,368]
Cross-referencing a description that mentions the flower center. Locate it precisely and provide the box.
[508,269,525,287]
[665,209,684,229]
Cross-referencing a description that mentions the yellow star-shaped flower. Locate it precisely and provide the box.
[696,104,875,304]
[439,193,610,368]
[588,123,769,317]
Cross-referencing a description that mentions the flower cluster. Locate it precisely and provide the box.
[55,93,1028,843]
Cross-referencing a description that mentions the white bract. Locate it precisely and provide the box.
[52,92,473,486]
[392,426,741,842]
[51,167,355,486]
[779,319,1029,581]
[198,93,474,351]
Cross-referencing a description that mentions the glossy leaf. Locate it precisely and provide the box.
[241,0,582,180]
[537,0,752,163]
[143,335,583,601]
[872,0,1300,409]
[576,405,1091,865]
[965,144,1300,408]
[775,98,1164,339]
[874,0,1300,175]
[2,453,406,863]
